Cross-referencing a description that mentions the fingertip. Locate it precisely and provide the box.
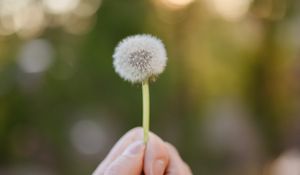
[104,140,145,175]
[126,127,144,142]
[127,127,143,135]
[144,132,169,175]
[93,127,143,174]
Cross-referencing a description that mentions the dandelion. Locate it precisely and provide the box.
[113,34,167,143]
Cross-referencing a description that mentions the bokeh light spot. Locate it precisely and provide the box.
[17,39,54,73]
[42,0,80,14]
[158,0,194,10]
[70,119,107,155]
[73,0,102,17]
[206,0,253,21]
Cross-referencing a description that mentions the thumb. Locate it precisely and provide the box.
[104,141,145,175]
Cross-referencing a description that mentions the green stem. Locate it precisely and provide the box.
[142,80,150,143]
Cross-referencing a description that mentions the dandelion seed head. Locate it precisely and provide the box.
[113,34,167,83]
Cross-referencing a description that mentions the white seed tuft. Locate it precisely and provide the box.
[113,34,167,83]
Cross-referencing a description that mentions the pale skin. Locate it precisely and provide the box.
[92,127,192,175]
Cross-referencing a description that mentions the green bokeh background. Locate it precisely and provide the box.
[1,0,300,174]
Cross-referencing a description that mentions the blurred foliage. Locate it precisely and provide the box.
[1,0,300,174]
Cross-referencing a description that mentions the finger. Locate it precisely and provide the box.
[165,142,192,175]
[92,127,143,175]
[104,141,145,175]
[144,132,169,175]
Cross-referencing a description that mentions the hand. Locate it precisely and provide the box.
[92,127,192,175]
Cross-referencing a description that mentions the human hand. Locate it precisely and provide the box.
[92,127,192,175]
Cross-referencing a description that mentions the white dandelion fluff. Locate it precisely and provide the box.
[112,34,168,143]
[113,34,167,83]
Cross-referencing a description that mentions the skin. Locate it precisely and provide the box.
[92,127,192,175]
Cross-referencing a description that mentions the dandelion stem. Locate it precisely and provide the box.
[142,79,150,143]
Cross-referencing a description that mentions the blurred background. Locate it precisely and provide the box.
[0,0,300,174]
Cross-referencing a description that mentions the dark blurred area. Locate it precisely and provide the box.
[1,0,300,174]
